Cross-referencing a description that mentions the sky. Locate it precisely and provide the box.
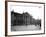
[10,5,42,19]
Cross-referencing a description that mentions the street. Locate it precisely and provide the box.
[11,25,41,31]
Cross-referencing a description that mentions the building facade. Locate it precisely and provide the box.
[11,11,41,27]
[11,11,32,26]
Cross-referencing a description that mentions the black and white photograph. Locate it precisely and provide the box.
[11,5,41,31]
[7,1,45,35]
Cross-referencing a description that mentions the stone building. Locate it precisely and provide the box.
[11,11,32,26]
[11,11,41,27]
